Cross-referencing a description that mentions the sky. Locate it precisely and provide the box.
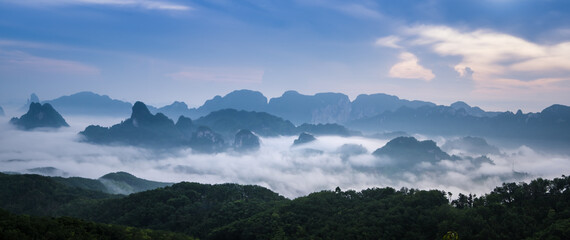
[1,0,570,112]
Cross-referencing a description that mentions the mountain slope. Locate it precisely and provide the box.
[98,172,173,195]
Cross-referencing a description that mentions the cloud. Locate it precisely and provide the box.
[0,50,100,75]
[5,0,191,11]
[375,35,402,49]
[298,0,382,19]
[400,25,570,95]
[388,52,435,81]
[169,67,264,84]
[333,3,382,19]
[2,116,568,199]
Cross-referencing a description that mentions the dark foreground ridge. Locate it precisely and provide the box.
[1,172,569,239]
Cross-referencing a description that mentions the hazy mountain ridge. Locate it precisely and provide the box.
[349,103,570,145]
[33,90,566,131]
[193,108,297,138]
[33,90,441,125]
[80,101,189,148]
[43,91,133,117]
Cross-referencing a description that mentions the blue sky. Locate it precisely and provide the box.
[1,0,570,112]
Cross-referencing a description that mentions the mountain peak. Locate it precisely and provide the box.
[450,101,470,109]
[373,136,452,165]
[10,102,69,130]
[131,101,152,119]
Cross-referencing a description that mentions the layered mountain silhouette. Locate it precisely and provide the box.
[450,101,500,117]
[197,89,268,116]
[80,102,230,153]
[80,101,187,147]
[350,104,570,143]
[0,105,4,116]
[267,91,352,124]
[350,93,435,120]
[153,101,194,120]
[30,89,570,150]
[156,89,436,125]
[193,109,297,137]
[44,91,133,117]
[10,102,69,130]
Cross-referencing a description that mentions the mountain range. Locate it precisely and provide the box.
[33,90,441,124]
[10,90,570,152]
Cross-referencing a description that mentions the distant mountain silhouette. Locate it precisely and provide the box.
[293,132,316,146]
[450,101,500,117]
[233,129,261,152]
[349,104,570,145]
[44,91,132,117]
[80,101,188,148]
[151,101,196,120]
[267,91,351,125]
[194,109,297,137]
[373,137,456,166]
[41,90,509,126]
[10,102,69,130]
[350,93,435,120]
[0,105,4,116]
[196,89,268,116]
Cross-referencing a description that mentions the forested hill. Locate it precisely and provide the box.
[1,172,570,239]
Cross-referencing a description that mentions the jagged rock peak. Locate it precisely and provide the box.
[10,102,69,130]
[131,101,153,119]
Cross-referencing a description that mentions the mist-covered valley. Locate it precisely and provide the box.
[1,107,569,199]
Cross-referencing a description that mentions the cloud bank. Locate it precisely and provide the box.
[1,116,569,199]
[377,25,570,99]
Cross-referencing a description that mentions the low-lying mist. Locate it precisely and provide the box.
[1,115,569,199]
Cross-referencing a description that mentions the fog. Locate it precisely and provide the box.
[1,115,569,199]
